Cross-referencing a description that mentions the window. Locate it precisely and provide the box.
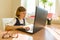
[39,0,56,14]
[21,0,35,15]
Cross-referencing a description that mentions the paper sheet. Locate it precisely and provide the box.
[24,24,33,33]
[12,34,33,40]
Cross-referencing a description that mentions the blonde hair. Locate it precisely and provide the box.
[16,6,26,17]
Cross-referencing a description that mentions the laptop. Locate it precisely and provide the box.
[17,6,48,34]
[33,6,48,34]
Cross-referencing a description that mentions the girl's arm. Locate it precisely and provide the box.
[5,18,30,31]
[5,25,24,31]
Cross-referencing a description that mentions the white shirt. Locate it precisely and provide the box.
[6,18,33,33]
[7,18,29,26]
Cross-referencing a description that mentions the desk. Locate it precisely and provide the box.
[0,28,57,40]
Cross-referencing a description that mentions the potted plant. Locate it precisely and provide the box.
[48,2,53,12]
[47,2,53,25]
[40,0,48,8]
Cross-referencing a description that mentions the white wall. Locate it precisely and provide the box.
[11,0,21,17]
[0,0,12,18]
[0,0,12,30]
[55,0,60,16]
[0,0,21,30]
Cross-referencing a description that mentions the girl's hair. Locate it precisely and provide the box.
[16,6,26,17]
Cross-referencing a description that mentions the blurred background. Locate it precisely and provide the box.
[0,0,60,31]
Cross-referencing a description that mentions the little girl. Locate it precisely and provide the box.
[5,6,30,31]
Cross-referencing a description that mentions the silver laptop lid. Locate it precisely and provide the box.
[34,6,48,28]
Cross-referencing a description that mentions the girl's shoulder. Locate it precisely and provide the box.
[10,18,16,22]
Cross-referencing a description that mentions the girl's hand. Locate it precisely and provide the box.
[23,27,30,31]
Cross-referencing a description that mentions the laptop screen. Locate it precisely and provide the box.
[26,6,48,33]
[34,6,48,28]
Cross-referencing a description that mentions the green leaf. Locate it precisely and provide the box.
[40,0,48,4]
[48,2,53,7]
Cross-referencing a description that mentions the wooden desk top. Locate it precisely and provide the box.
[0,28,57,40]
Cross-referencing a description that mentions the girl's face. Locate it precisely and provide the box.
[19,11,26,19]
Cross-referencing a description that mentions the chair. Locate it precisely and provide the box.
[2,18,14,31]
